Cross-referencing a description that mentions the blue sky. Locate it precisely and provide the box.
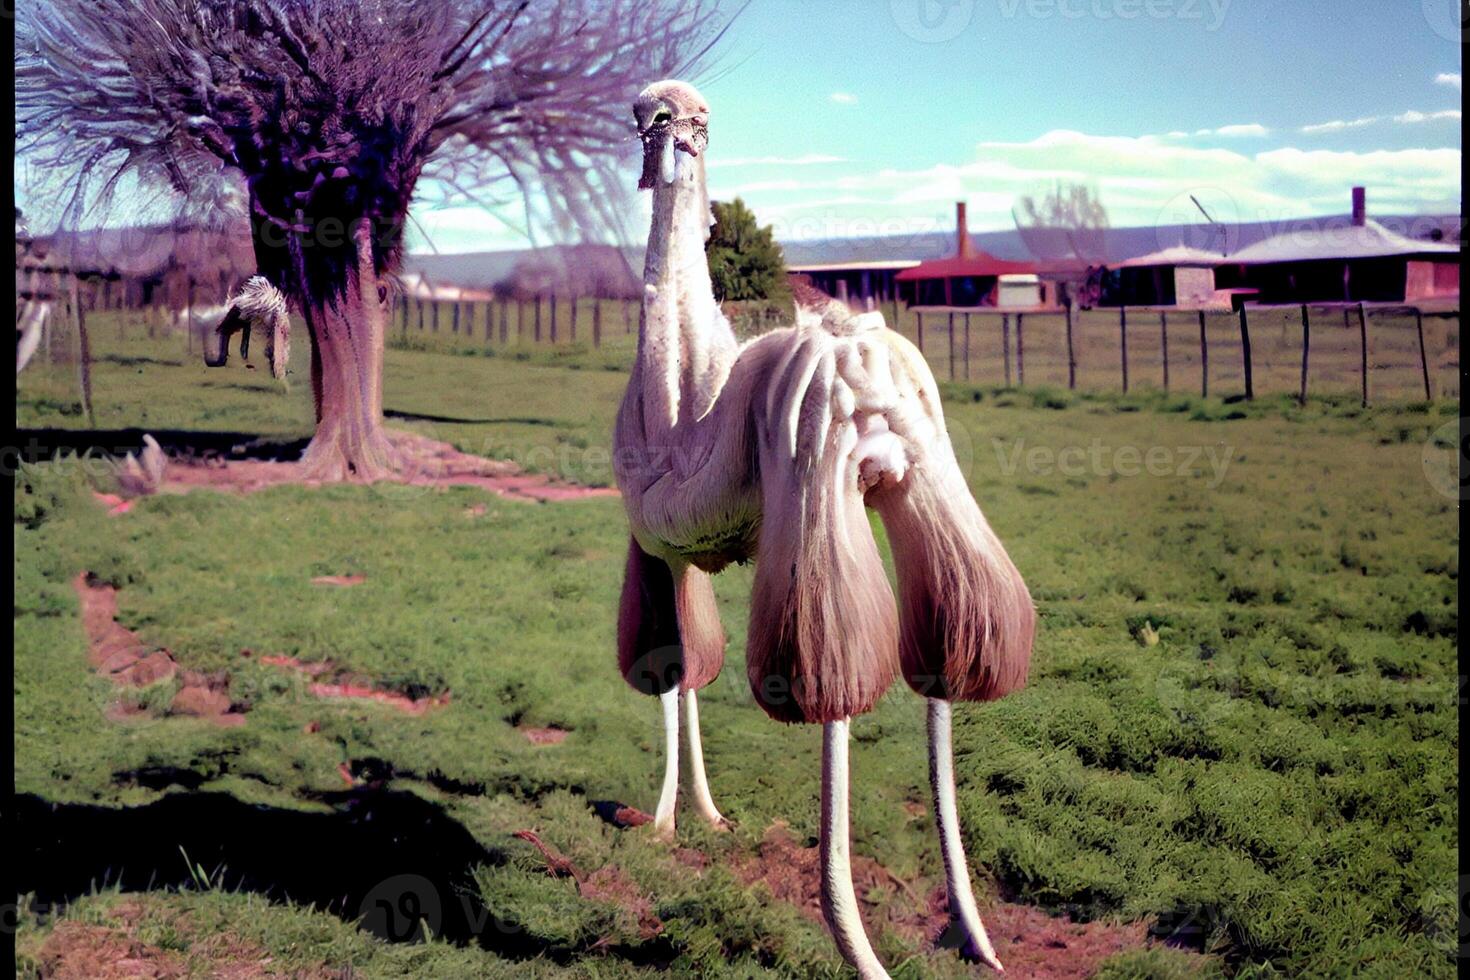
[413,0,1462,252]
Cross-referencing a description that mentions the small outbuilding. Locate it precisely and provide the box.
[1098,244,1232,309]
[1215,189,1459,305]
[895,203,1044,307]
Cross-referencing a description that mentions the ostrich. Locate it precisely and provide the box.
[614,81,1036,977]
[202,276,292,379]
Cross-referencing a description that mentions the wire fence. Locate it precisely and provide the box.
[18,267,1462,410]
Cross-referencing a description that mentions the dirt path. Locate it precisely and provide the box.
[73,574,451,726]
[147,429,617,503]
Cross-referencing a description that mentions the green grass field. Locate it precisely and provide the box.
[14,313,1459,977]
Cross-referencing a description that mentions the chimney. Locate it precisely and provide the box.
[1351,187,1366,227]
[955,201,976,258]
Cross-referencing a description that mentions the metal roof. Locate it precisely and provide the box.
[787,260,922,272]
[1116,245,1229,268]
[1227,218,1460,265]
[894,252,1038,280]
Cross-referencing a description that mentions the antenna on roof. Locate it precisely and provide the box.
[1190,195,1229,257]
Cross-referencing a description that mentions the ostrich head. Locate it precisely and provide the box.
[634,80,710,190]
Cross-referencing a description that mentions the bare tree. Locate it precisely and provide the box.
[17,0,731,479]
[1012,182,1110,305]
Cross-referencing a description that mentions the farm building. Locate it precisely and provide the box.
[1215,189,1460,305]
[1097,244,1236,309]
[782,259,921,306]
[894,203,1050,308]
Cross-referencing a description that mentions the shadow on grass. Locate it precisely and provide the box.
[14,790,680,966]
[14,429,312,464]
[384,409,561,427]
[14,790,535,953]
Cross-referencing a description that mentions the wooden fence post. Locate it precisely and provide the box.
[500,300,509,344]
[946,312,955,381]
[71,275,95,426]
[1016,312,1025,386]
[185,277,196,354]
[624,298,632,334]
[534,294,543,342]
[1356,302,1368,407]
[1198,310,1208,397]
[1414,308,1431,400]
[485,301,493,343]
[1118,305,1128,394]
[1001,313,1012,386]
[516,298,524,342]
[569,296,578,344]
[432,299,440,332]
[1298,304,1310,405]
[916,311,925,353]
[550,293,559,344]
[963,312,971,380]
[1238,304,1254,400]
[1065,302,1076,390]
[1159,311,1169,392]
[593,298,603,348]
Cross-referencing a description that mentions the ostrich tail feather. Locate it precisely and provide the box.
[874,461,1035,702]
[746,346,899,724]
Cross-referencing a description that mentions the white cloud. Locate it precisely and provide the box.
[727,128,1461,240]
[1393,108,1461,124]
[1435,72,1461,90]
[1300,108,1461,133]
[830,92,858,105]
[706,153,847,169]
[1300,116,1379,134]
[1194,123,1270,138]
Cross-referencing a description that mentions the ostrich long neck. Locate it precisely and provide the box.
[637,154,736,440]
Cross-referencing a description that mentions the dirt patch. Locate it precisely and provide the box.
[309,574,366,587]
[730,823,939,948]
[729,823,1200,979]
[254,653,449,715]
[518,725,569,745]
[511,831,663,942]
[589,801,655,829]
[119,430,616,504]
[74,573,246,727]
[32,900,338,979]
[581,866,664,941]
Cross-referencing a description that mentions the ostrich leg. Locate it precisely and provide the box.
[653,687,680,839]
[821,719,890,980]
[684,689,727,828]
[928,698,1005,972]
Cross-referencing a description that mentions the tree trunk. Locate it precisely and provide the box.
[297,221,395,481]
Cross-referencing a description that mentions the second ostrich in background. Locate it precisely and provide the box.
[613,80,1036,978]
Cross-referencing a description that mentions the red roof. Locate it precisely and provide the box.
[894,252,1037,280]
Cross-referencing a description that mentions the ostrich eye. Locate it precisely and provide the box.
[651,108,671,125]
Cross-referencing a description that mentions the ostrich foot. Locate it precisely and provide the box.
[652,687,680,841]
[928,698,1005,973]
[821,719,891,979]
[684,689,730,830]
